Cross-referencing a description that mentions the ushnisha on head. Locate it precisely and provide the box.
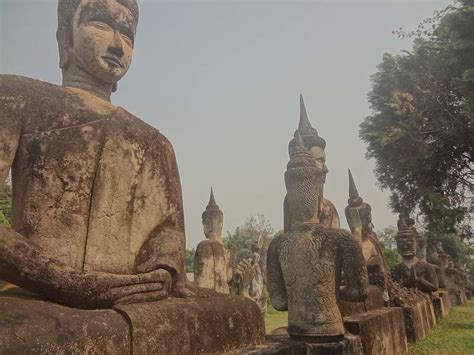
[284,132,322,225]
[57,0,139,100]
[202,188,224,240]
[345,169,373,235]
[396,217,417,259]
[288,95,328,183]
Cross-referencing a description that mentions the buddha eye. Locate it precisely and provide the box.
[121,33,133,47]
[89,21,113,31]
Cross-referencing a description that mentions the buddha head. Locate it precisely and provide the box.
[406,217,426,261]
[345,169,373,240]
[285,132,322,225]
[288,95,328,184]
[57,0,139,91]
[396,217,417,261]
[202,188,224,240]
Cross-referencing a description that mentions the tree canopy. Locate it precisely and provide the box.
[360,0,474,235]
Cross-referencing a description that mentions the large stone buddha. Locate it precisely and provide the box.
[0,1,264,352]
[0,0,187,308]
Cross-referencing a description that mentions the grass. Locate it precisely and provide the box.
[265,300,474,355]
[264,306,288,334]
[408,300,474,355]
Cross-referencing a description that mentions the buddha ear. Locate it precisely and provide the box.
[59,46,71,69]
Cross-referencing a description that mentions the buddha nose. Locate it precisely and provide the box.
[109,31,124,57]
[323,164,329,174]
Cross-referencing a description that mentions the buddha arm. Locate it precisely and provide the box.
[338,230,369,302]
[0,225,172,308]
[416,264,439,292]
[266,234,288,311]
[133,135,190,297]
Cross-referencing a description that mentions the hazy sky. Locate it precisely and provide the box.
[1,0,451,249]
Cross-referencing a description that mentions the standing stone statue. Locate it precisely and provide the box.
[393,217,439,294]
[345,169,387,286]
[194,189,232,293]
[283,95,340,232]
[267,102,368,341]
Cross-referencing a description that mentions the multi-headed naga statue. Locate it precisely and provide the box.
[267,99,368,342]
[194,189,232,293]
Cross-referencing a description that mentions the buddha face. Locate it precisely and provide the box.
[202,212,223,240]
[70,0,136,84]
[397,235,416,259]
[308,146,328,183]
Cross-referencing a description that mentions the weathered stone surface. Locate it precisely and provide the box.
[194,189,232,294]
[338,285,386,317]
[115,295,264,354]
[249,333,363,355]
[343,307,407,355]
[402,298,435,342]
[0,294,130,354]
[267,97,368,342]
[432,291,451,320]
[466,290,472,300]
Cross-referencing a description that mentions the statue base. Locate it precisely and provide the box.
[432,291,451,320]
[0,292,264,354]
[402,298,436,342]
[343,307,407,355]
[466,290,472,300]
[448,290,467,306]
[248,333,363,355]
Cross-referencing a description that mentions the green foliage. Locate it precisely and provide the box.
[0,184,12,227]
[360,0,474,235]
[185,248,195,273]
[408,300,474,354]
[378,226,401,270]
[225,214,274,263]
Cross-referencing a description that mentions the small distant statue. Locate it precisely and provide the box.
[393,217,439,294]
[344,169,387,287]
[194,189,232,294]
[232,236,266,313]
[267,100,368,342]
[283,95,340,232]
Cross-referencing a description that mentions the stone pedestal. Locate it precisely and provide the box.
[449,290,467,306]
[343,307,407,355]
[249,334,363,355]
[432,291,451,320]
[402,299,436,342]
[466,290,472,300]
[0,293,264,354]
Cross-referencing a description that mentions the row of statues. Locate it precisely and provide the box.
[0,0,470,351]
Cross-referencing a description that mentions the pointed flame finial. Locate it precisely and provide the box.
[347,169,363,207]
[206,187,219,210]
[299,94,313,131]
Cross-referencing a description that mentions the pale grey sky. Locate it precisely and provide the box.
[1,0,451,248]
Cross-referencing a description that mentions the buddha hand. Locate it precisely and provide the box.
[95,268,172,306]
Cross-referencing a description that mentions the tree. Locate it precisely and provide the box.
[185,248,195,273]
[377,226,401,271]
[225,214,275,263]
[360,0,474,235]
